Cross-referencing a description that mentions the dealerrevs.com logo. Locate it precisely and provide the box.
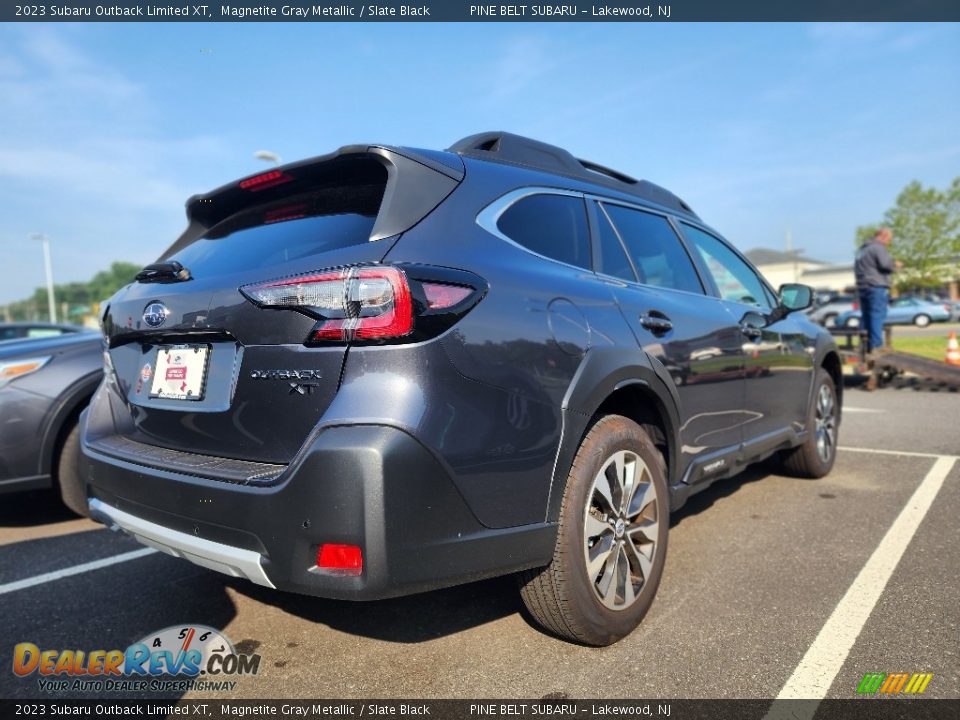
[13,625,261,693]
[856,672,934,696]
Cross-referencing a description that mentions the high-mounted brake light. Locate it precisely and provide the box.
[242,266,414,341]
[238,170,293,192]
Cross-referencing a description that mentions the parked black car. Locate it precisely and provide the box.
[81,132,842,645]
[0,332,103,514]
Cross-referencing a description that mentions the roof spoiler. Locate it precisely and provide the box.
[448,131,697,217]
[160,145,464,260]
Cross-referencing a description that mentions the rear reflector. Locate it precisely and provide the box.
[317,544,363,576]
[242,266,413,341]
[238,170,293,192]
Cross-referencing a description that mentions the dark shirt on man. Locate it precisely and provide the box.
[855,239,896,288]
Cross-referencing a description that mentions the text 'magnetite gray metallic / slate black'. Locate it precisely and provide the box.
[81,131,842,645]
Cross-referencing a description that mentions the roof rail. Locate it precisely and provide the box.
[447,131,697,217]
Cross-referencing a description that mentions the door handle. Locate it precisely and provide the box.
[740,324,763,340]
[640,312,673,334]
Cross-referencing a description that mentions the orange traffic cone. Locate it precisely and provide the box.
[947,332,960,366]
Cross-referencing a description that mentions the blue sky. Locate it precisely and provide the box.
[1,22,958,304]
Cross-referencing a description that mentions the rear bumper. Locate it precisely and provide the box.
[81,422,556,600]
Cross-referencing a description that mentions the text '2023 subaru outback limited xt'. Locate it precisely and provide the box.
[81,132,841,645]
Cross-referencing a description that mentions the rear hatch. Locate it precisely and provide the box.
[100,146,462,465]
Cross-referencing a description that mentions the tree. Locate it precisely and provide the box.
[854,224,880,247]
[3,261,142,322]
[879,178,960,292]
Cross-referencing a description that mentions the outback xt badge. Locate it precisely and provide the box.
[249,370,324,380]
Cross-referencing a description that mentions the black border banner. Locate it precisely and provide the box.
[1,699,959,720]
[4,0,960,22]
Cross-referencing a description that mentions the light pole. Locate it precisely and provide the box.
[254,150,281,167]
[30,233,56,323]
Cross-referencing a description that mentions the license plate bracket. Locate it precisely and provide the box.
[149,344,210,401]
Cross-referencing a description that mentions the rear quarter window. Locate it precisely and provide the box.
[496,194,591,270]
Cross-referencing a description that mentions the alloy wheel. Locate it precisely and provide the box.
[814,383,837,464]
[582,450,659,611]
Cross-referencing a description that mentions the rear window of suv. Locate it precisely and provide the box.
[166,175,387,277]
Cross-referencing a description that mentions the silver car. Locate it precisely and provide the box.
[807,294,857,327]
[837,296,953,328]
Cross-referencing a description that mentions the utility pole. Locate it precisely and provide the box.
[785,227,799,283]
[30,233,56,323]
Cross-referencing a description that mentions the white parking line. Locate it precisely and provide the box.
[0,547,157,596]
[840,445,959,460]
[769,454,956,713]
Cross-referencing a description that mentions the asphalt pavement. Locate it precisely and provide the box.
[1,381,957,704]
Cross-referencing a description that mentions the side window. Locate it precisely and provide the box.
[601,204,704,294]
[497,194,591,270]
[680,223,772,309]
[594,204,637,282]
[27,328,63,338]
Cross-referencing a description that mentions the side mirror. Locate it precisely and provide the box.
[779,283,813,313]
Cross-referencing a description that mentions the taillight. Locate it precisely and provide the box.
[243,266,413,341]
[852,302,859,311]
[422,283,473,309]
[241,264,487,345]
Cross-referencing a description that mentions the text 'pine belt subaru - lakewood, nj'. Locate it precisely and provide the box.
[81,132,842,645]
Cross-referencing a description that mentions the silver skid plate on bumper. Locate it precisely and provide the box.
[89,498,275,588]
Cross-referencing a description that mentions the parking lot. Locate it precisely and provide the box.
[1,380,957,702]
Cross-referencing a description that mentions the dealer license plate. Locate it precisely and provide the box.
[149,344,210,401]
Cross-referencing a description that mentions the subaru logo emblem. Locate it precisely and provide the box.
[143,302,169,328]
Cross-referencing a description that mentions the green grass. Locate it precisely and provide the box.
[892,335,952,363]
[832,329,953,363]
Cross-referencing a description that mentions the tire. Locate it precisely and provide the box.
[844,316,860,328]
[780,368,839,479]
[56,423,89,517]
[518,415,669,646]
[913,314,931,328]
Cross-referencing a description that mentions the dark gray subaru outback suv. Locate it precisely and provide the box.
[81,132,841,645]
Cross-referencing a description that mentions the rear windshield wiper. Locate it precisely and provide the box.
[135,261,192,284]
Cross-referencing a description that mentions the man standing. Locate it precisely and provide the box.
[854,227,900,353]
